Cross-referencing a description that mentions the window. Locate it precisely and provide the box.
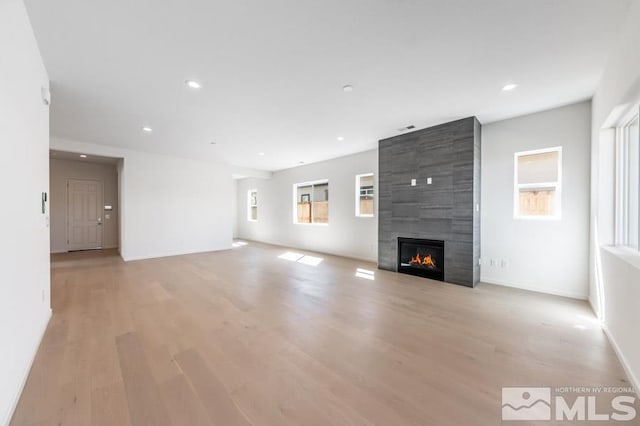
[615,110,639,250]
[293,180,329,224]
[514,147,562,219]
[356,173,374,217]
[247,189,257,221]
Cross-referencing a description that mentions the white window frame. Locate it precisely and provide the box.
[513,146,562,220]
[355,173,375,217]
[292,179,329,225]
[247,189,258,222]
[614,106,640,250]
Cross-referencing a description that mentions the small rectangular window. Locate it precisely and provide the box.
[356,173,374,217]
[514,147,562,219]
[247,189,258,221]
[616,110,639,250]
[293,180,329,224]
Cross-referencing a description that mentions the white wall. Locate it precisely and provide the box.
[481,101,592,299]
[50,138,234,261]
[49,158,119,252]
[236,149,378,261]
[590,0,640,392]
[0,1,52,424]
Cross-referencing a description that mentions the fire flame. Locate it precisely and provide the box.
[410,253,436,268]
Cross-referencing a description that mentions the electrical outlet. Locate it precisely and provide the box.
[410,179,416,186]
[501,259,508,268]
[490,259,497,267]
[427,177,432,185]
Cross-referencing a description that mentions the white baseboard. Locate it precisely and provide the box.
[481,277,588,300]
[122,245,231,262]
[602,324,640,397]
[2,309,52,426]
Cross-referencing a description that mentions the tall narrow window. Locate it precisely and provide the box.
[293,180,329,224]
[356,173,374,217]
[514,147,562,219]
[616,110,639,250]
[247,189,258,221]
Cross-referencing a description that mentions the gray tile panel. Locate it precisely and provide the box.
[378,117,481,287]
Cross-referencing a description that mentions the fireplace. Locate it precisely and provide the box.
[397,238,445,281]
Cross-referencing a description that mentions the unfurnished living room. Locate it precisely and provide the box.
[2,0,640,425]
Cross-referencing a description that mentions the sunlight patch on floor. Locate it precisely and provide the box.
[297,255,323,266]
[278,252,323,266]
[232,241,248,248]
[278,252,305,261]
[355,268,375,280]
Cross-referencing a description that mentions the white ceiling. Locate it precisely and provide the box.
[25,0,631,171]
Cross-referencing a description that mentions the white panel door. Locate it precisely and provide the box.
[67,179,103,250]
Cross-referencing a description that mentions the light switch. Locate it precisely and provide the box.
[410,179,416,186]
[427,177,432,185]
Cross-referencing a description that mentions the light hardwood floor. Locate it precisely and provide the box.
[11,242,637,425]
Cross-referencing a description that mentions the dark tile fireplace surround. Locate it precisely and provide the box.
[378,117,481,288]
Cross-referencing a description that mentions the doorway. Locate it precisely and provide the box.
[49,150,121,254]
[67,179,103,250]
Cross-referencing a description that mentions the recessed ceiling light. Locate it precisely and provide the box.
[342,85,353,92]
[299,161,305,164]
[142,126,153,133]
[258,152,265,156]
[502,83,518,91]
[185,80,202,89]
[337,136,344,141]
[210,141,216,145]
[79,154,87,158]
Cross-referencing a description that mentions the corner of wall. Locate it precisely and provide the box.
[3,309,51,426]
[602,324,640,397]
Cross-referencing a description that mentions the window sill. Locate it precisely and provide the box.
[247,219,258,223]
[294,222,329,226]
[356,215,375,218]
[601,245,640,271]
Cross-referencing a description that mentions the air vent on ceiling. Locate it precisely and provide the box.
[397,125,416,132]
